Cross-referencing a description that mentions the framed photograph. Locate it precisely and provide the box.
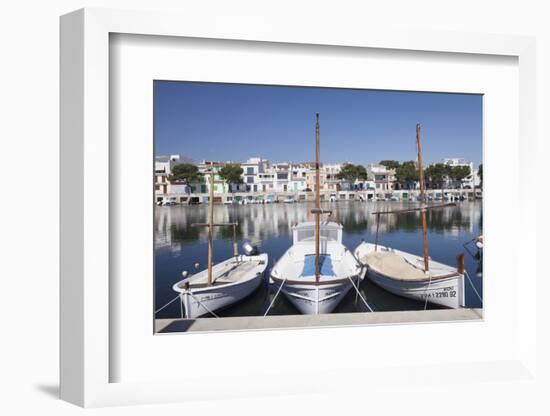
[60,8,538,407]
[152,80,483,334]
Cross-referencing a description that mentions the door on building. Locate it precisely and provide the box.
[283,184,287,192]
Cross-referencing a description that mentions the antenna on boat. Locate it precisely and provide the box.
[416,123,430,273]
[315,113,321,283]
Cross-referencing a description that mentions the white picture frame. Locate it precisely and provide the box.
[60,8,538,407]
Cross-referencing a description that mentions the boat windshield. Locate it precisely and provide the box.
[296,227,339,242]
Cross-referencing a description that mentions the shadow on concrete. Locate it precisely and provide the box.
[160,320,195,333]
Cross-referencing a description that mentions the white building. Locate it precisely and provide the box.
[198,160,228,196]
[289,164,308,192]
[240,157,269,193]
[441,158,477,188]
[154,154,182,197]
[366,163,396,193]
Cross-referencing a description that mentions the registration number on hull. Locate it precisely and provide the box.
[419,286,456,299]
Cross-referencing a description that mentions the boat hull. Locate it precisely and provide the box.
[271,278,357,315]
[174,254,268,318]
[355,242,465,309]
[367,268,461,308]
[181,274,263,318]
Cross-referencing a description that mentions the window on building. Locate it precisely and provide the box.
[246,167,254,175]
[247,177,254,184]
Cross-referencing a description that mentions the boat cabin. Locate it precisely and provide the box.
[292,221,343,245]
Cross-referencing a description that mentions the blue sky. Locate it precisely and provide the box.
[154,81,482,166]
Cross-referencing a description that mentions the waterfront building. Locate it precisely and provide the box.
[271,162,292,192]
[441,158,477,189]
[305,162,328,191]
[198,160,229,196]
[154,154,183,197]
[323,163,342,191]
[240,157,269,193]
[366,163,396,193]
[289,164,308,192]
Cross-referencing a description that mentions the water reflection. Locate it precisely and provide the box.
[155,201,483,318]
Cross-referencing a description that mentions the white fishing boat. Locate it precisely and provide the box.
[173,250,268,318]
[354,241,465,308]
[354,123,467,309]
[171,165,268,318]
[269,114,364,315]
[270,221,363,314]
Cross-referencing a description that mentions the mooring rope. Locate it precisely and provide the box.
[154,294,181,315]
[347,275,374,312]
[187,292,220,318]
[264,277,287,316]
[423,273,433,311]
[464,270,483,304]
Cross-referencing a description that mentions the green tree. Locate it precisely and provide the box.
[424,163,448,189]
[336,163,367,189]
[395,160,419,189]
[168,163,204,185]
[449,165,471,187]
[379,160,400,170]
[218,163,244,193]
[356,164,368,181]
[477,164,483,188]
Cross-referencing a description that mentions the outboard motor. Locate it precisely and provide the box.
[242,241,259,256]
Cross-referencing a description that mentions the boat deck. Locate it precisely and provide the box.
[365,252,459,282]
[176,258,265,289]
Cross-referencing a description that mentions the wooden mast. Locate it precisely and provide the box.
[416,123,430,273]
[207,168,215,286]
[189,163,240,286]
[315,113,321,283]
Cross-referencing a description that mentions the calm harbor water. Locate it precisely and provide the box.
[155,201,483,319]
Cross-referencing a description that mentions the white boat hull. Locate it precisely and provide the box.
[180,275,263,318]
[174,254,268,318]
[355,242,465,308]
[272,278,356,315]
[367,267,461,308]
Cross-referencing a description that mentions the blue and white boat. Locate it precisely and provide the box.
[270,221,363,314]
[269,114,363,315]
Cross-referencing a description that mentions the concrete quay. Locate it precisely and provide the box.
[156,308,483,333]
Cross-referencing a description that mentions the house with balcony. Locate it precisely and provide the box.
[441,158,477,189]
[323,163,342,191]
[289,164,308,192]
[197,160,229,196]
[240,157,268,193]
[154,154,182,197]
[367,163,396,194]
